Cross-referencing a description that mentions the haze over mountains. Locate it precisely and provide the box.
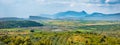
[0,17,25,21]
[0,11,120,21]
[30,11,120,21]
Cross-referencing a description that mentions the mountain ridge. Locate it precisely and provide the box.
[1,11,119,21]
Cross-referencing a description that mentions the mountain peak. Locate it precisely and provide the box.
[79,11,87,15]
[81,11,86,13]
[53,10,88,19]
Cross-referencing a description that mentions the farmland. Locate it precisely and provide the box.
[0,20,120,45]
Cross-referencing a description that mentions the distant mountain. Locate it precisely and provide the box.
[83,12,120,20]
[0,17,25,21]
[29,11,120,21]
[52,11,120,20]
[88,12,105,17]
[29,16,51,20]
[87,12,120,17]
[54,11,87,19]
[39,14,54,18]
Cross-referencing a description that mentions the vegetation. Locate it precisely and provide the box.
[0,21,43,29]
[0,20,120,45]
[0,31,120,45]
[78,24,120,31]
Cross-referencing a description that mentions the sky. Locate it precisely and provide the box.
[0,0,120,18]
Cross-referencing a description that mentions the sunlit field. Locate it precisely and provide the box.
[0,20,120,45]
[0,0,120,45]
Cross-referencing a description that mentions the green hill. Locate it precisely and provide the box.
[0,20,43,29]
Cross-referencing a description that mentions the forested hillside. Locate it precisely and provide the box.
[0,21,43,29]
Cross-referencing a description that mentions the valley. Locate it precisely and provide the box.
[0,0,120,45]
[0,19,120,45]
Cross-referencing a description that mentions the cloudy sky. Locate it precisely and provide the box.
[0,0,120,18]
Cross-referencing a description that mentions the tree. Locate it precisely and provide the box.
[30,29,34,32]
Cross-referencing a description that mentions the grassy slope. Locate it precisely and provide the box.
[0,20,120,45]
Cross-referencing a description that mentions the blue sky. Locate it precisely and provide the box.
[0,0,120,18]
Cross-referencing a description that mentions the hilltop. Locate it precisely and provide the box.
[0,20,43,29]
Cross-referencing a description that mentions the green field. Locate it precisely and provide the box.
[0,20,120,45]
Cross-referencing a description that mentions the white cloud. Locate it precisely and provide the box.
[69,3,76,7]
[105,0,110,3]
[0,0,119,18]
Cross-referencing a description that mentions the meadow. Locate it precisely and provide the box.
[0,20,120,45]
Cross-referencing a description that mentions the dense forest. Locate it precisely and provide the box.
[0,21,43,29]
